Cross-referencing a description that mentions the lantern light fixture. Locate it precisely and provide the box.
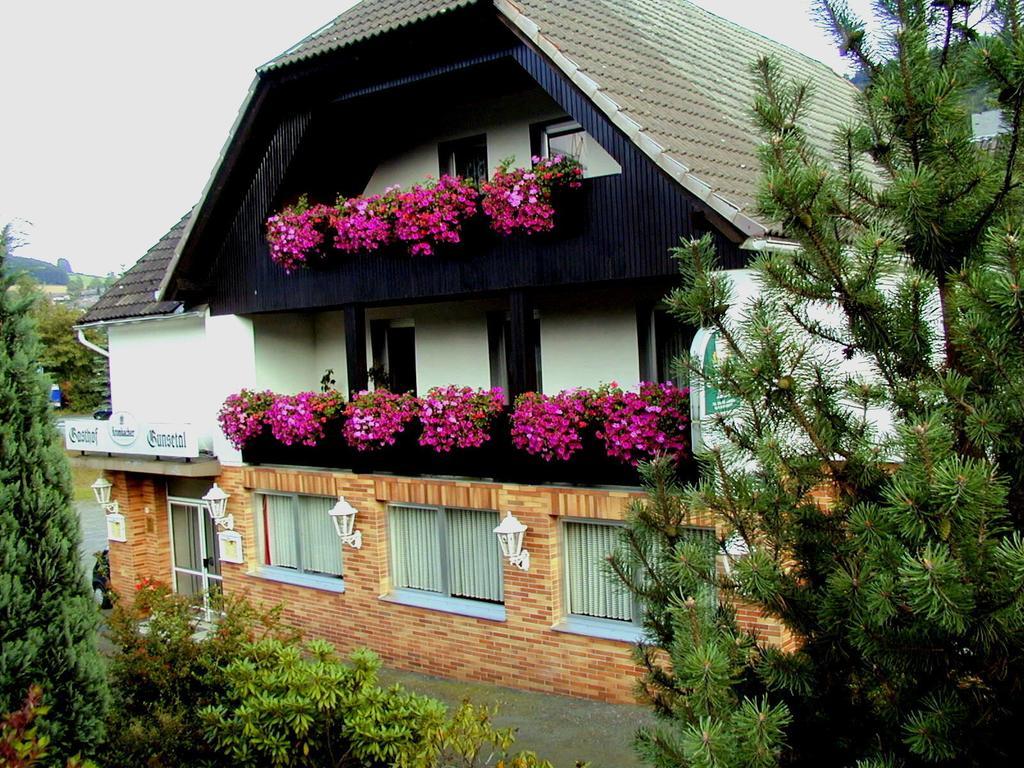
[202,483,233,530]
[328,497,362,549]
[494,512,530,571]
[91,477,114,508]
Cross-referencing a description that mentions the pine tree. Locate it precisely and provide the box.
[613,2,1024,766]
[0,224,109,760]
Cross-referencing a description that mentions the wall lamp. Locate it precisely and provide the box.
[494,512,530,571]
[329,496,362,549]
[91,476,126,542]
[202,483,233,530]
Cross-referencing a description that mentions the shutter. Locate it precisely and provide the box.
[389,505,443,592]
[446,508,503,603]
[565,522,631,621]
[297,496,344,576]
[264,495,298,569]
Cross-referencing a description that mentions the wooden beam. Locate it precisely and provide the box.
[344,304,368,395]
[507,289,537,398]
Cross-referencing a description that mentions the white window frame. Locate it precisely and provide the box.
[384,503,506,622]
[540,119,585,160]
[558,518,716,643]
[254,491,345,591]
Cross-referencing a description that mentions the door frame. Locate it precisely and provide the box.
[167,496,223,620]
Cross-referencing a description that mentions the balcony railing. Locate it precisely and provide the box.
[241,414,696,488]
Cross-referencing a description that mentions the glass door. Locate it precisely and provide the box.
[169,499,222,621]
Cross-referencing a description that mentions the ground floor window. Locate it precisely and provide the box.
[258,493,343,577]
[388,504,503,603]
[564,520,715,625]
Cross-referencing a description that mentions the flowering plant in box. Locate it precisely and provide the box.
[218,389,275,450]
[332,191,397,254]
[418,385,505,452]
[592,381,690,465]
[266,195,334,273]
[265,390,345,447]
[393,176,479,256]
[480,155,584,236]
[510,389,592,461]
[342,389,419,451]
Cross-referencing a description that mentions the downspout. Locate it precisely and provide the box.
[76,328,109,358]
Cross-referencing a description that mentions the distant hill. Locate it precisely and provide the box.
[5,255,70,285]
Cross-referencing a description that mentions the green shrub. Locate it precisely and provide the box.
[104,584,298,768]
[1,685,95,768]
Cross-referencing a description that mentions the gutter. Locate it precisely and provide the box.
[75,328,109,359]
[74,307,207,333]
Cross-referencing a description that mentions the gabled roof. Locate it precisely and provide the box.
[260,0,860,233]
[80,213,190,324]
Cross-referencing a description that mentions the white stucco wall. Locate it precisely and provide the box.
[107,315,212,444]
[363,88,620,194]
[205,313,257,462]
[252,313,318,393]
[314,311,348,394]
[539,304,640,393]
[414,303,492,391]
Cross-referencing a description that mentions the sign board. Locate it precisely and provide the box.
[64,413,199,458]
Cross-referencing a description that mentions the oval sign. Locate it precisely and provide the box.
[108,411,139,447]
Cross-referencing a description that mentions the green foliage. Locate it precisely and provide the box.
[0,686,96,768]
[107,588,561,768]
[201,639,558,768]
[104,584,299,768]
[0,225,109,762]
[615,2,1024,766]
[28,295,107,411]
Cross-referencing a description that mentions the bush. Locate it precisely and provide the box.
[103,585,298,768]
[1,686,95,768]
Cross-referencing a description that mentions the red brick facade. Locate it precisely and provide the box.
[104,465,791,703]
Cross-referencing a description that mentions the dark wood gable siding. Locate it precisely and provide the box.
[199,27,747,317]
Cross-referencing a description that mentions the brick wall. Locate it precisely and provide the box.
[105,465,793,703]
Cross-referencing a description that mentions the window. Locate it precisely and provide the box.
[370,318,417,394]
[563,520,715,625]
[388,504,503,603]
[639,307,691,388]
[438,134,488,185]
[532,119,585,161]
[487,311,542,398]
[258,493,343,578]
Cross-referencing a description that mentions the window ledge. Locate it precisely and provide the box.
[381,589,506,622]
[552,616,643,644]
[248,567,346,594]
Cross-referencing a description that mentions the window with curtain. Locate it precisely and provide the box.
[389,504,503,604]
[259,494,343,578]
[564,520,715,624]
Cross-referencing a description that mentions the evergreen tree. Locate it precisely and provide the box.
[613,2,1024,766]
[0,224,108,760]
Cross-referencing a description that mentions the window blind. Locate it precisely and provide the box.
[297,496,343,576]
[446,508,502,602]
[390,505,443,592]
[565,522,632,621]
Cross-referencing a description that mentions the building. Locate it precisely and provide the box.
[71,0,858,703]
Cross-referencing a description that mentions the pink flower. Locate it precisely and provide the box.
[343,389,419,451]
[217,389,275,449]
[265,390,345,447]
[510,389,592,461]
[418,385,505,452]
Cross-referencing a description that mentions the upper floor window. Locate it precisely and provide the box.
[388,504,503,603]
[370,318,417,394]
[537,119,585,160]
[639,307,690,388]
[439,134,488,185]
[488,311,542,400]
[258,493,343,578]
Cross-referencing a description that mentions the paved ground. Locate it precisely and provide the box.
[379,668,655,768]
[74,501,654,767]
[77,499,107,586]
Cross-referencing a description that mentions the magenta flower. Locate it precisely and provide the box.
[217,389,276,449]
[510,389,592,461]
[418,385,505,452]
[265,390,345,447]
[591,382,691,465]
[342,389,419,451]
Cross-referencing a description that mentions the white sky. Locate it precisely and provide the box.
[0,0,873,276]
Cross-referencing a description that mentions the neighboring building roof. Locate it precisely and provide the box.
[80,213,190,324]
[260,0,861,235]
